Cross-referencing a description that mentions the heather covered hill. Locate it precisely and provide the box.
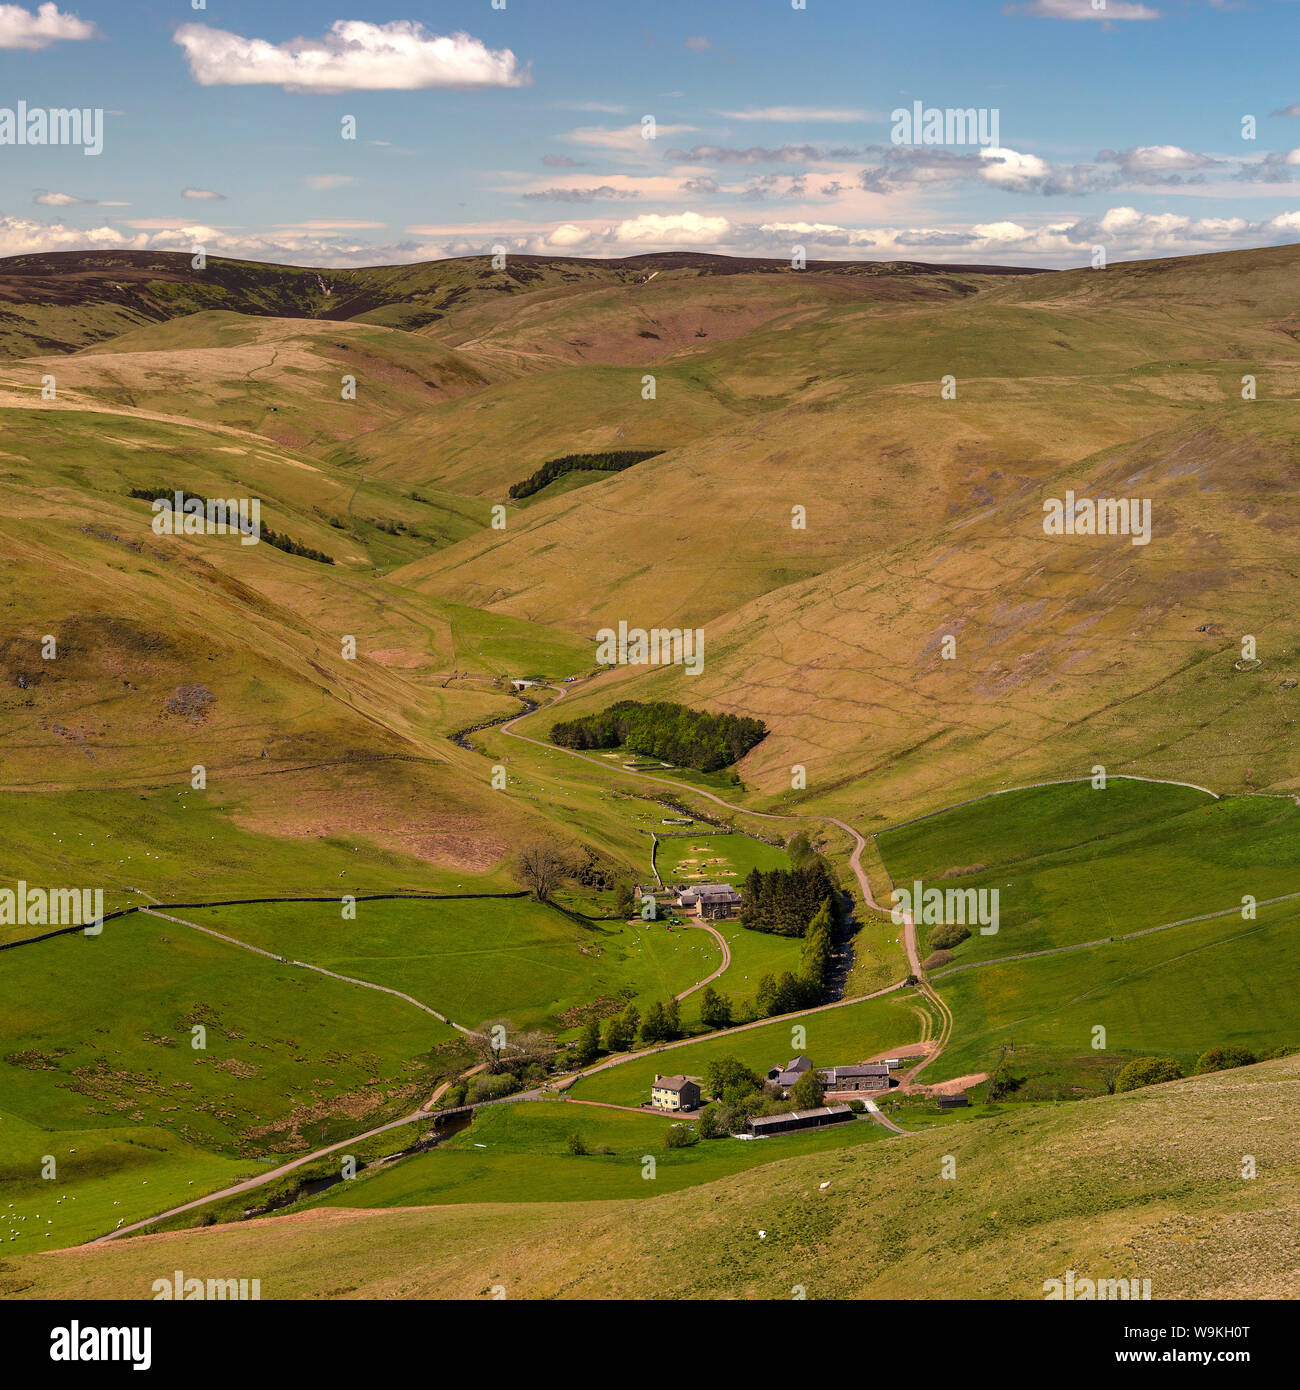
[0,248,1038,357]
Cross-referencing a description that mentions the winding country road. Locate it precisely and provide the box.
[95,1076,532,1245]
[499,683,924,986]
[674,921,731,1001]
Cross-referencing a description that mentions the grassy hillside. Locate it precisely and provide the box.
[175,899,721,1034]
[878,778,1300,963]
[7,1056,1294,1299]
[2,242,1298,1301]
[931,902,1300,1096]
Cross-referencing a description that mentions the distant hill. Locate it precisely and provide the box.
[0,248,1044,356]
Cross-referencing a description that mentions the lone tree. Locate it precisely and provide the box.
[791,1067,826,1109]
[1115,1056,1184,1092]
[699,986,732,1031]
[515,842,568,902]
[574,1016,602,1066]
[1196,1046,1257,1074]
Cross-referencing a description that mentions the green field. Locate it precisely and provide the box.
[569,991,930,1108]
[439,601,592,678]
[879,779,1300,965]
[0,1112,252,1255]
[0,916,462,1156]
[656,831,789,887]
[931,900,1300,1094]
[177,898,722,1033]
[0,912,472,1250]
[316,1099,886,1208]
[711,917,806,1000]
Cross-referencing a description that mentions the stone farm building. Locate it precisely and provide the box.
[819,1064,892,1098]
[768,1056,892,1099]
[676,883,743,920]
[767,1056,814,1092]
[746,1104,854,1136]
[650,1074,701,1112]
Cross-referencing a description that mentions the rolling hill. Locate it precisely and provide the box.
[1,242,1296,1300]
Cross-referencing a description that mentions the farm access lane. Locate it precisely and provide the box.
[500,682,934,1073]
[498,683,922,982]
[94,1078,543,1246]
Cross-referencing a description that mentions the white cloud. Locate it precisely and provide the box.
[720,107,877,123]
[0,3,95,50]
[0,215,125,255]
[613,211,731,244]
[1123,144,1208,171]
[305,174,356,190]
[1006,0,1159,18]
[563,123,697,153]
[547,223,593,248]
[979,147,1051,190]
[684,35,712,53]
[760,220,868,237]
[173,19,529,93]
[182,187,225,200]
[33,190,87,206]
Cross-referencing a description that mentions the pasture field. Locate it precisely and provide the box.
[0,789,516,943]
[930,899,1300,1094]
[710,917,805,1000]
[878,779,1300,965]
[316,1099,886,1208]
[885,1099,1021,1131]
[439,601,592,679]
[569,991,931,1108]
[0,1112,252,1255]
[656,831,788,886]
[0,915,462,1160]
[175,898,722,1034]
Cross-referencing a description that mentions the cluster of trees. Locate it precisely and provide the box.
[573,996,683,1063]
[741,861,843,937]
[928,923,970,951]
[1115,1056,1184,1092]
[508,449,664,500]
[550,701,768,773]
[260,525,335,565]
[747,899,838,1017]
[694,1055,828,1139]
[442,1027,555,1105]
[127,487,335,564]
[698,985,733,1030]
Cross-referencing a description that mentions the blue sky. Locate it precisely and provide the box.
[2,0,1300,266]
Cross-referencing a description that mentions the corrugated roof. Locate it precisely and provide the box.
[748,1104,852,1129]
